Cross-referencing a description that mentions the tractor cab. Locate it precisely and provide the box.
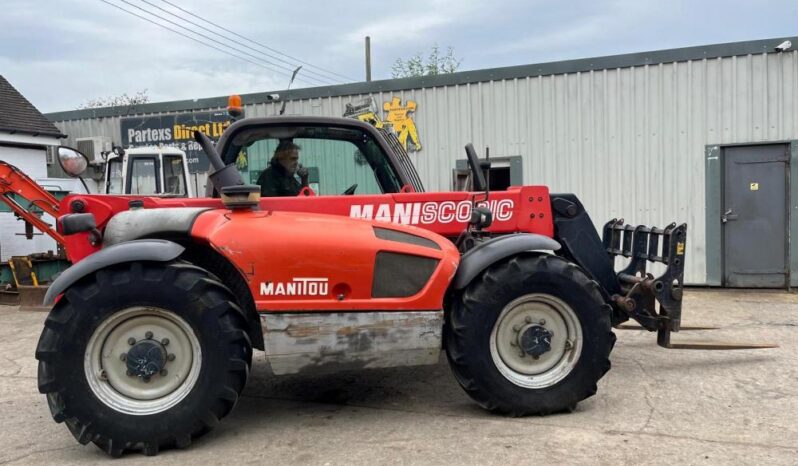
[216,116,423,197]
[104,146,193,197]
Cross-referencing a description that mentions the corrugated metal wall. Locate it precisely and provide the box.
[53,50,798,284]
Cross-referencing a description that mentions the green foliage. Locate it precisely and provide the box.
[392,45,461,78]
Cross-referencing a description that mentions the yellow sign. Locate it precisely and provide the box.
[342,98,384,129]
[676,242,685,255]
[750,182,759,191]
[343,97,423,152]
[356,112,384,129]
[384,97,421,152]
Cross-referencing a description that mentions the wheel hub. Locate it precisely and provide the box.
[490,294,583,389]
[519,325,553,358]
[126,339,167,378]
[85,306,201,414]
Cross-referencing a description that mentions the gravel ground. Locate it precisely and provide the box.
[0,288,796,465]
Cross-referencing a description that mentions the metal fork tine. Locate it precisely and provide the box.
[656,328,777,350]
[616,324,719,331]
[661,341,779,350]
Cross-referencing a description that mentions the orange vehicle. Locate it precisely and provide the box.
[33,115,770,457]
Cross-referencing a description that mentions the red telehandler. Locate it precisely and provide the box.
[14,114,771,456]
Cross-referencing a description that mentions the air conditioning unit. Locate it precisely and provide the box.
[75,137,112,163]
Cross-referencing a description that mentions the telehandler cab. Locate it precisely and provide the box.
[35,115,772,456]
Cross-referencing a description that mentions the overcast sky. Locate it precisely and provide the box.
[1,0,796,113]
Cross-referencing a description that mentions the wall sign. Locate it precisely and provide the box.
[120,110,234,173]
[343,97,422,152]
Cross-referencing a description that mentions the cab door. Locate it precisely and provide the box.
[162,154,190,197]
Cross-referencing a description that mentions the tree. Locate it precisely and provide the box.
[392,45,461,79]
[78,89,150,109]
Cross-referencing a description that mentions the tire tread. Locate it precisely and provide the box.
[35,261,252,457]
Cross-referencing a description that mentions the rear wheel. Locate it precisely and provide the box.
[36,261,252,456]
[444,254,615,415]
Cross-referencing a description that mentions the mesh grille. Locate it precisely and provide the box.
[372,252,439,298]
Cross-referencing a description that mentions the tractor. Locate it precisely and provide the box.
[33,114,766,457]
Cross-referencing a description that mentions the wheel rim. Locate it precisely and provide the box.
[490,294,583,389]
[84,306,202,415]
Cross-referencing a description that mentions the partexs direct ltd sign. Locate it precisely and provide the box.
[120,111,233,173]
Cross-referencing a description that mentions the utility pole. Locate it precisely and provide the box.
[365,36,372,82]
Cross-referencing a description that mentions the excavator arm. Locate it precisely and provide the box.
[0,160,65,245]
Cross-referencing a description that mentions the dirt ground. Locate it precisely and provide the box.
[0,288,796,465]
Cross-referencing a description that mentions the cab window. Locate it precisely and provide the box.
[127,157,159,195]
[163,155,187,196]
[106,159,123,194]
[223,125,402,197]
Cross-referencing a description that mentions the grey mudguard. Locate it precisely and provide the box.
[43,239,185,305]
[451,234,561,290]
[103,207,210,247]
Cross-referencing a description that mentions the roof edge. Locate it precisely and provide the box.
[46,35,798,122]
[0,127,66,139]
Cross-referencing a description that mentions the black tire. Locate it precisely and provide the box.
[36,261,252,457]
[444,253,615,415]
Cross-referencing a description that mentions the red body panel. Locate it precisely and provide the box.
[60,186,553,263]
[190,209,460,312]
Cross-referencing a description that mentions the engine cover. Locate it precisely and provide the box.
[190,209,460,312]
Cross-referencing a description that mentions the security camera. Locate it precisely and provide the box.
[775,40,792,52]
[266,93,280,101]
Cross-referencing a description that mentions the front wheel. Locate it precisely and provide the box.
[444,254,615,415]
[36,261,252,456]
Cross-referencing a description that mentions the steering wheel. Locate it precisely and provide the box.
[342,183,358,195]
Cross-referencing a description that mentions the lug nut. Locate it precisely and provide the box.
[120,353,127,361]
[510,341,517,347]
[512,324,521,332]
[167,353,176,361]
[525,316,532,324]
[160,369,168,377]
[564,341,573,351]
[142,376,151,383]
[145,331,153,339]
[128,337,136,345]
[161,338,170,346]
[126,369,133,377]
[539,319,546,326]
[533,355,540,360]
[99,370,108,381]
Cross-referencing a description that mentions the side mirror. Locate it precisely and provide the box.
[57,146,89,177]
[470,206,493,229]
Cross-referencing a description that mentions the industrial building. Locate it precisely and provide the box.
[46,37,798,287]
